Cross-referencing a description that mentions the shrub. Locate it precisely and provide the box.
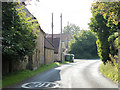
[69,30,99,59]
[2,2,39,72]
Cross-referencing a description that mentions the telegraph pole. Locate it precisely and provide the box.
[60,13,62,62]
[52,13,53,43]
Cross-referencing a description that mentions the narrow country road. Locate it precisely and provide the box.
[4,59,118,89]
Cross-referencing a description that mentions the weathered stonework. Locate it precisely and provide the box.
[45,49,54,64]
[28,28,45,70]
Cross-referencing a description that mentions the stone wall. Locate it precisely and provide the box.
[54,54,58,61]
[2,29,45,74]
[27,29,45,70]
[45,48,54,64]
[2,58,28,75]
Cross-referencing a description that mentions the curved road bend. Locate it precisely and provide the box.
[59,59,118,88]
[5,59,118,88]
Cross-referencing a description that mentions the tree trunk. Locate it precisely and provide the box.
[28,55,33,70]
[118,29,120,61]
[9,60,12,73]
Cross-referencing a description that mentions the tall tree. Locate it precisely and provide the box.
[98,2,120,62]
[89,1,119,64]
[89,13,110,63]
[2,2,39,72]
[63,23,80,35]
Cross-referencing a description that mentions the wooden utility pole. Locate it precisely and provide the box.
[52,13,53,43]
[60,13,62,62]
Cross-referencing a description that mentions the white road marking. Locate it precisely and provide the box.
[21,82,60,88]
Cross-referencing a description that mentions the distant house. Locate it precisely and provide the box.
[47,37,60,61]
[46,33,72,61]
[46,34,72,48]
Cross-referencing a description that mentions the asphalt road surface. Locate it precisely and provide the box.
[5,59,118,89]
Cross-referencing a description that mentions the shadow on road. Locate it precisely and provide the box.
[2,66,62,89]
[46,68,61,82]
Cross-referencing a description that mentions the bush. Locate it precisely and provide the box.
[108,32,118,56]
[100,59,119,84]
[69,30,99,59]
[2,2,39,62]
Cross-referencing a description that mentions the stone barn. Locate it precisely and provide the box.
[44,38,54,64]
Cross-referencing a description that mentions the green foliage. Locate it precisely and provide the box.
[108,32,118,56]
[90,2,120,84]
[100,58,119,84]
[92,14,110,63]
[63,23,80,35]
[91,2,120,26]
[2,2,39,61]
[89,2,119,64]
[69,30,98,59]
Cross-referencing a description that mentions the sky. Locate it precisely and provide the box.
[26,0,94,34]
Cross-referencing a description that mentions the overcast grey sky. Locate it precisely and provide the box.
[26,0,94,34]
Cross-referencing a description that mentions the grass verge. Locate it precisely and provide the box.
[61,61,70,64]
[2,61,70,88]
[100,62,120,84]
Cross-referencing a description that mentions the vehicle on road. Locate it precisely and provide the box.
[65,54,74,62]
